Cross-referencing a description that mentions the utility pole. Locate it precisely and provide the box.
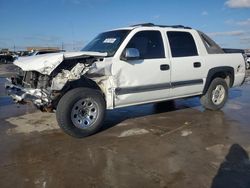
[13,44,16,52]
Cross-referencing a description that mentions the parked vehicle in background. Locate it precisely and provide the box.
[245,53,250,69]
[15,51,31,57]
[29,49,65,56]
[0,54,16,64]
[5,23,246,138]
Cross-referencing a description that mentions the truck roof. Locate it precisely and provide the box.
[113,23,193,32]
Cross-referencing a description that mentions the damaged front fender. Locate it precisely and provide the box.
[6,51,115,111]
[51,63,90,91]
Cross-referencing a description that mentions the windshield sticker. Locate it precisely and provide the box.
[103,38,117,43]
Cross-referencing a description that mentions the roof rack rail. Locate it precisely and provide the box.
[131,23,192,29]
[131,23,155,27]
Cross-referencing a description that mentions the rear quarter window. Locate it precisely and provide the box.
[198,32,224,54]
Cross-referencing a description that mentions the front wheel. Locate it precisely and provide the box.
[200,78,228,111]
[56,87,106,138]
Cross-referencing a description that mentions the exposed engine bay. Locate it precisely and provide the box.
[5,51,109,111]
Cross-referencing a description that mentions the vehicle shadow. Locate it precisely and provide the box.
[101,87,243,133]
[211,144,250,188]
[101,99,200,131]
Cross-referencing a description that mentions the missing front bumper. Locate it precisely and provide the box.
[5,78,50,108]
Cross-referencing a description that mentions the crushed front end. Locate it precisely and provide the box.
[5,51,108,111]
[5,69,59,111]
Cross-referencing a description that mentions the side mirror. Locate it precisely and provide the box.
[122,48,140,61]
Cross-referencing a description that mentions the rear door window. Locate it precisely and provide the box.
[167,31,198,57]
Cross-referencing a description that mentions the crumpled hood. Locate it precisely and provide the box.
[13,51,107,75]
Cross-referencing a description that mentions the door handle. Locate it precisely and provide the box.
[160,64,170,71]
[193,62,201,68]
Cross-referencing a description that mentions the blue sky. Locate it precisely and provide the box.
[0,0,250,51]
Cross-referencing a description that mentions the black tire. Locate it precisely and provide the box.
[200,78,228,111]
[56,87,106,138]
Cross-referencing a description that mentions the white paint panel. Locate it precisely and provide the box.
[170,55,206,96]
[115,88,172,107]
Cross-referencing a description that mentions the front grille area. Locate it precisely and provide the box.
[22,71,39,88]
[11,70,51,89]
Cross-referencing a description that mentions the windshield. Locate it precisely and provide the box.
[82,30,130,57]
[28,51,37,56]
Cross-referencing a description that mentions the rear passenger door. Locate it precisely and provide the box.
[167,31,206,97]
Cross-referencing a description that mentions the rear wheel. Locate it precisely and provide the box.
[56,87,106,138]
[200,78,228,111]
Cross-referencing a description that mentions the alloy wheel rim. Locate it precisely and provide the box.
[71,98,98,129]
[212,85,225,105]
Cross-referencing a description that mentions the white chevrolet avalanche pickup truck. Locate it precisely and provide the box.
[5,23,246,138]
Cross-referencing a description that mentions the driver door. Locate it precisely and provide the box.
[112,30,171,107]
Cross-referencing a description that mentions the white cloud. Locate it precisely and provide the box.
[237,18,250,26]
[225,0,250,8]
[240,36,250,43]
[202,11,208,16]
[240,39,250,49]
[208,30,245,37]
[225,18,250,26]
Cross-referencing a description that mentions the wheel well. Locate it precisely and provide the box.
[52,76,105,109]
[203,66,234,94]
[211,72,232,87]
[66,77,102,91]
